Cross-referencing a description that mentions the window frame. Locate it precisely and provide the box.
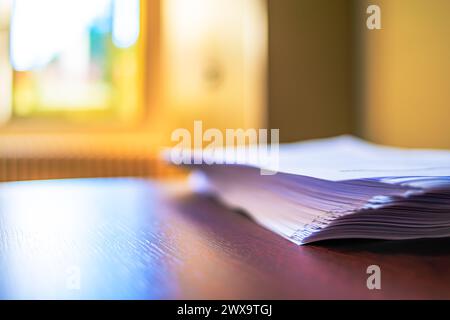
[1,0,158,134]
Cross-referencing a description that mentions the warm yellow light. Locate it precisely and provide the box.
[162,0,268,131]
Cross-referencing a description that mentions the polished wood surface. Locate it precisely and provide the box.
[0,178,449,299]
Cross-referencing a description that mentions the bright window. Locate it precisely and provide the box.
[1,0,142,125]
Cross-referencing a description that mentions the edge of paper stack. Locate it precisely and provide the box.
[170,136,450,245]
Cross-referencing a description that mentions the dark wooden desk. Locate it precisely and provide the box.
[0,178,449,299]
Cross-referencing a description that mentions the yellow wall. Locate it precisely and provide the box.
[359,0,450,148]
[159,0,267,136]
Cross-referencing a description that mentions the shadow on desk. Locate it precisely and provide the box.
[172,194,450,299]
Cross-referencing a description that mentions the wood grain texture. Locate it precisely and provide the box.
[0,178,449,299]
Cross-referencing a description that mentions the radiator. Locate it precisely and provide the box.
[0,134,181,182]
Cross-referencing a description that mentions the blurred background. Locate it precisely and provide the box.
[0,0,449,182]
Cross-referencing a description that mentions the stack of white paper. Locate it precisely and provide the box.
[172,136,450,244]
